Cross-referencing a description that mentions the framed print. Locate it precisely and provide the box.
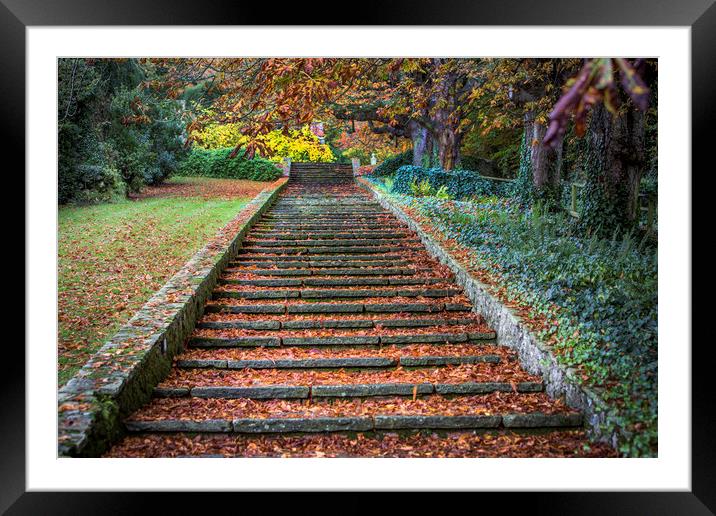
[5,0,711,512]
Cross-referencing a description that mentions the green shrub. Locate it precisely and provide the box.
[434,185,452,200]
[373,150,412,177]
[407,178,453,200]
[393,165,515,198]
[58,59,187,204]
[178,147,282,181]
[106,88,187,193]
[59,134,126,204]
[71,163,125,204]
[237,158,283,181]
[409,178,433,197]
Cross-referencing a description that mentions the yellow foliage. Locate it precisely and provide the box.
[257,126,335,163]
[190,123,247,150]
[191,123,335,162]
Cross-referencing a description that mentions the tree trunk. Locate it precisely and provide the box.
[531,120,562,207]
[531,120,548,190]
[424,133,435,167]
[437,128,461,170]
[410,122,430,167]
[582,102,646,233]
[430,62,462,170]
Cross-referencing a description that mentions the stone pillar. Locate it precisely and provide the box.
[351,157,360,176]
[282,157,291,176]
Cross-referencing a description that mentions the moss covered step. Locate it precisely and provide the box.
[177,357,400,369]
[242,239,419,247]
[254,223,406,231]
[263,210,388,215]
[153,382,544,400]
[188,332,492,347]
[124,413,583,434]
[176,354,501,370]
[261,217,394,223]
[216,278,363,287]
[189,336,282,348]
[297,287,463,298]
[266,211,386,217]
[256,224,405,231]
[221,267,426,277]
[227,269,313,277]
[217,278,304,287]
[197,316,483,330]
[218,277,446,287]
[226,260,417,269]
[231,255,413,264]
[252,231,411,239]
[235,253,405,262]
[212,287,463,300]
[239,246,422,255]
[212,290,301,300]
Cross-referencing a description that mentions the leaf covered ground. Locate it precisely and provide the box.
[105,429,617,458]
[128,392,576,421]
[58,176,267,386]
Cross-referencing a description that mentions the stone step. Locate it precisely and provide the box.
[124,412,582,434]
[211,287,463,300]
[218,277,446,287]
[299,287,463,298]
[221,268,425,277]
[197,316,481,330]
[188,331,493,348]
[154,381,544,400]
[235,253,405,261]
[242,239,419,247]
[265,215,388,220]
[238,246,423,255]
[267,209,385,214]
[176,355,501,370]
[255,224,404,230]
[262,215,392,221]
[276,201,373,206]
[206,303,472,314]
[251,231,410,239]
[227,260,418,269]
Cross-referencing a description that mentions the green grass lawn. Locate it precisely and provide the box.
[58,177,265,386]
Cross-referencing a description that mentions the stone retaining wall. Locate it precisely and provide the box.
[57,178,289,457]
[356,177,617,449]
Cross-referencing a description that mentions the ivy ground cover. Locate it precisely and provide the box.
[58,176,267,386]
[368,179,657,457]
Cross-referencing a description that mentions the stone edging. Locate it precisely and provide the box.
[57,177,289,457]
[356,177,618,450]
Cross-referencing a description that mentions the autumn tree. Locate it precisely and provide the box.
[469,58,582,205]
[151,58,489,171]
[331,58,488,170]
[543,58,654,232]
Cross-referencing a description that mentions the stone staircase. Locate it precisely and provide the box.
[108,162,591,457]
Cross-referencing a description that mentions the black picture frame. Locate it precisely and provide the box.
[5,1,710,512]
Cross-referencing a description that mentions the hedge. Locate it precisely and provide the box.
[392,165,515,198]
[178,147,283,181]
[372,150,412,176]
